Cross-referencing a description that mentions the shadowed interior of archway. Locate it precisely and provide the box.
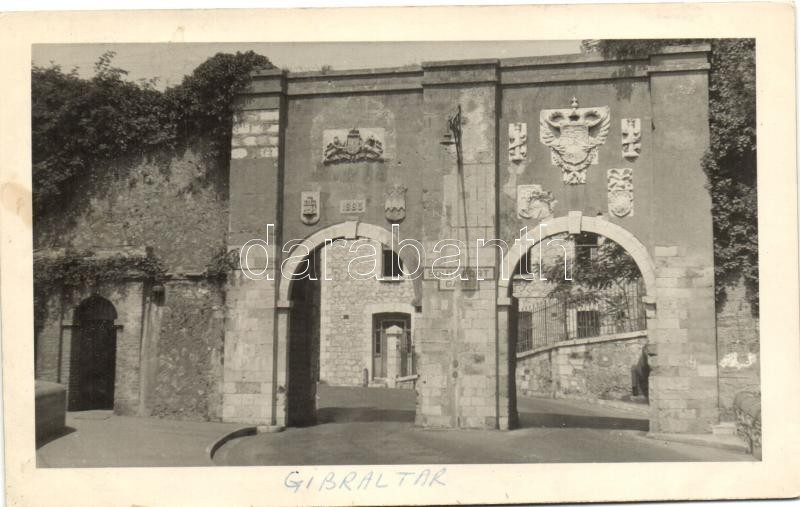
[285,242,417,427]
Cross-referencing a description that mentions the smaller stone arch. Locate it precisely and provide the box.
[498,213,657,299]
[76,294,118,322]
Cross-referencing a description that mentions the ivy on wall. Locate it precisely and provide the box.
[32,50,273,216]
[33,250,168,331]
[204,247,241,280]
[591,39,758,314]
[34,250,167,290]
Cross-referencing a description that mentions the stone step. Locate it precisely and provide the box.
[711,422,738,435]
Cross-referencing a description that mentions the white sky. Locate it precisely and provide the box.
[33,41,582,89]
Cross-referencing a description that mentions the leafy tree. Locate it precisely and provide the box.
[590,39,758,313]
[32,53,170,211]
[164,51,273,162]
[533,235,641,298]
[32,50,273,216]
[525,235,644,336]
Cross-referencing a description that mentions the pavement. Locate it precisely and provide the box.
[36,410,247,467]
[213,385,754,465]
[36,386,754,467]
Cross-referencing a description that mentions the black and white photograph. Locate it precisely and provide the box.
[1,4,798,506]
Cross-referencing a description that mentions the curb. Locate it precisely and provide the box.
[206,426,257,463]
[645,432,749,453]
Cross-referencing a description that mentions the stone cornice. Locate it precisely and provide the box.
[238,44,711,97]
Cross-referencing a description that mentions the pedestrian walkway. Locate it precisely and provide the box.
[37,410,246,467]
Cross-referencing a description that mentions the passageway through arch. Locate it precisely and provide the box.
[282,222,421,427]
[499,216,657,432]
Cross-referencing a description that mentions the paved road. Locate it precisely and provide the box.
[214,385,752,465]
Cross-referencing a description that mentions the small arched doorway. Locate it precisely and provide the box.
[70,295,118,411]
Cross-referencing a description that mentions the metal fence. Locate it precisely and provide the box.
[517,280,646,353]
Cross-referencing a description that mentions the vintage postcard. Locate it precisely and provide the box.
[1,3,798,506]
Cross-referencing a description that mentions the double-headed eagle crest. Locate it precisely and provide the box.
[539,97,610,185]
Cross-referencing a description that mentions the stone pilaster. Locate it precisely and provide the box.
[648,246,719,433]
[418,60,502,429]
[647,49,718,433]
[222,69,286,425]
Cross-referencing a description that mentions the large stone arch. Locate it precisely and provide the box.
[497,212,657,299]
[495,212,660,430]
[273,220,422,427]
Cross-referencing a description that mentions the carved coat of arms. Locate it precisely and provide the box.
[539,97,610,184]
[607,168,633,218]
[508,122,527,162]
[621,118,642,160]
[384,184,407,222]
[517,184,557,220]
[323,127,384,164]
[301,191,320,225]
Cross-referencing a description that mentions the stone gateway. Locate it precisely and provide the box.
[35,44,748,437]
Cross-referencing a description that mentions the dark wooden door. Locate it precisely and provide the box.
[77,320,116,410]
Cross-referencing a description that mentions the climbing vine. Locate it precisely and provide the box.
[33,250,168,330]
[591,39,758,313]
[34,250,167,290]
[32,50,273,216]
[204,247,241,280]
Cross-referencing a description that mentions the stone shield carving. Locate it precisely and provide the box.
[607,168,633,218]
[384,183,407,222]
[323,127,384,164]
[508,122,527,162]
[539,97,610,184]
[301,191,320,225]
[517,184,557,220]
[621,118,642,160]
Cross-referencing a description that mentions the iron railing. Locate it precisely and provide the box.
[517,280,646,354]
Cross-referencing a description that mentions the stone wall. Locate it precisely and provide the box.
[34,144,230,419]
[515,351,553,397]
[34,145,229,273]
[150,280,226,421]
[516,335,647,401]
[319,239,415,385]
[716,277,760,421]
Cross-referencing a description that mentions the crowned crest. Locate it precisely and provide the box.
[300,191,321,225]
[384,183,407,223]
[517,184,557,221]
[323,127,384,164]
[607,168,634,218]
[621,118,642,160]
[508,122,528,163]
[539,97,610,184]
